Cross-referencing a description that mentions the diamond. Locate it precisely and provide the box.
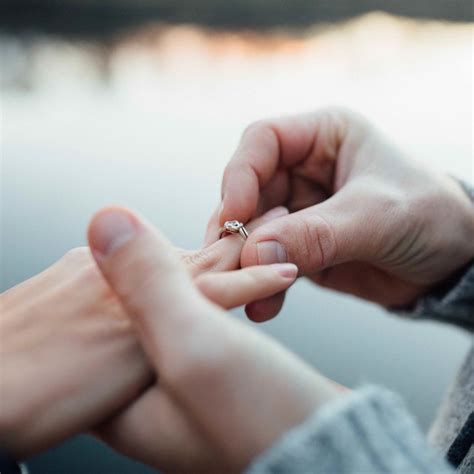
[224,220,243,232]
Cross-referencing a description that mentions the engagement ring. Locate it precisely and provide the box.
[219,220,249,240]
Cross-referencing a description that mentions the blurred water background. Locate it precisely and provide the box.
[1,2,473,472]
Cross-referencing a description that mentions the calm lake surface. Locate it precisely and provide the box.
[1,13,472,473]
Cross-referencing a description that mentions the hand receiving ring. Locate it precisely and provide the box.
[219,220,249,240]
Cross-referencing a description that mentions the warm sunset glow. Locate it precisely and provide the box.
[3,13,472,180]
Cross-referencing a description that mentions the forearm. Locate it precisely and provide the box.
[246,386,454,474]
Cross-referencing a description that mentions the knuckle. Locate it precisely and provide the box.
[314,216,338,268]
[289,214,337,269]
[313,107,369,161]
[182,249,217,274]
[316,107,371,154]
[319,105,349,123]
[63,246,92,265]
[243,119,271,138]
[321,106,367,130]
[194,274,217,299]
[71,259,114,308]
[297,217,322,266]
[77,260,102,286]
[325,105,355,121]
[242,120,279,155]
[244,267,264,286]
[62,247,107,289]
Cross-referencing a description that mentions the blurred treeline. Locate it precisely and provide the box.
[1,0,473,37]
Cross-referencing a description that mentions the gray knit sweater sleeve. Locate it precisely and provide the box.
[246,386,453,474]
[397,262,474,331]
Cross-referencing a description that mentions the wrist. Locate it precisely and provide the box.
[0,301,33,460]
[445,176,474,270]
[417,174,474,287]
[451,176,474,251]
[248,372,347,469]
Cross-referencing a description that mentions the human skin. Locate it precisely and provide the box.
[88,206,342,473]
[206,108,474,320]
[0,207,299,459]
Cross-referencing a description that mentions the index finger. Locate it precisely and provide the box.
[180,206,289,278]
[219,113,321,226]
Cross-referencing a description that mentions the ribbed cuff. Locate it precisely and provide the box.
[394,262,474,331]
[246,386,453,474]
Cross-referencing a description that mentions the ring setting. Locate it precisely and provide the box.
[219,220,249,240]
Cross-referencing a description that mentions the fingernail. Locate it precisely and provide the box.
[272,263,298,279]
[91,209,137,257]
[256,240,287,265]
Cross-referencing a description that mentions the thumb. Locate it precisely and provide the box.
[241,186,379,276]
[87,206,211,370]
